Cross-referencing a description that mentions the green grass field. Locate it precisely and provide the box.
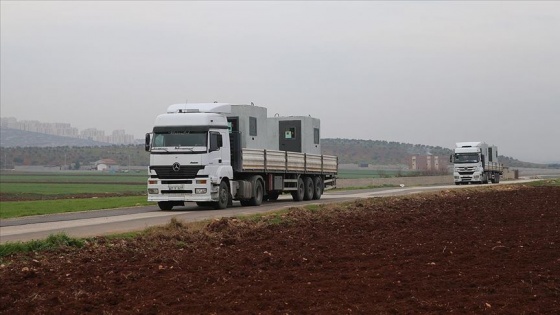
[0,171,151,219]
[0,182,145,195]
[0,196,151,219]
[0,172,147,183]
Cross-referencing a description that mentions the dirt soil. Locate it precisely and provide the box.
[1,185,559,314]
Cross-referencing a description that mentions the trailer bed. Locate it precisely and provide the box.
[240,148,338,174]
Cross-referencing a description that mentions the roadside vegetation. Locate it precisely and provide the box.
[0,233,85,258]
[0,196,150,219]
[525,177,560,186]
[337,169,422,179]
[333,183,399,191]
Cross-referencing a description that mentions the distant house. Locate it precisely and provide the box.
[95,158,119,171]
[409,155,448,171]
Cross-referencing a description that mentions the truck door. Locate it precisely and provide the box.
[279,120,302,152]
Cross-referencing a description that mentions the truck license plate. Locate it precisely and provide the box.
[168,184,184,190]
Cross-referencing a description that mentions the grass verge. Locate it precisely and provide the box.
[524,178,560,186]
[0,233,85,259]
[332,184,399,191]
[0,196,151,219]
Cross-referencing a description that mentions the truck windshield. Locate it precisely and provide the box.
[152,131,207,148]
[454,153,479,163]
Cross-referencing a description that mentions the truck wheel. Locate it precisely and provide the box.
[158,201,174,211]
[291,177,304,201]
[494,173,500,183]
[213,181,229,210]
[312,176,323,200]
[303,177,314,201]
[249,179,263,206]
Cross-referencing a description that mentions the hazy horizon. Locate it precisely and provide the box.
[1,1,559,163]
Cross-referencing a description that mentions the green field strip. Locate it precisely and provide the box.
[0,196,152,219]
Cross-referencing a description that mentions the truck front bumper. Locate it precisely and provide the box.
[147,178,219,202]
[454,171,482,183]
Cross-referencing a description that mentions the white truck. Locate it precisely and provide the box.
[145,103,338,210]
[450,142,503,185]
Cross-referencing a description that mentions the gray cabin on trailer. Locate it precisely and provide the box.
[267,116,321,155]
[226,105,322,155]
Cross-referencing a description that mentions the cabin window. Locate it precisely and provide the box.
[284,127,296,139]
[314,128,320,144]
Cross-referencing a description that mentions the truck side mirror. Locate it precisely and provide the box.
[449,154,453,163]
[145,133,151,152]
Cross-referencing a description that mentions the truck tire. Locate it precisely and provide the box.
[249,179,263,206]
[303,177,314,201]
[312,176,323,200]
[494,173,500,183]
[291,177,304,201]
[158,201,174,211]
[213,181,229,210]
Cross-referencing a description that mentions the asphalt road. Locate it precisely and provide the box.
[0,179,539,244]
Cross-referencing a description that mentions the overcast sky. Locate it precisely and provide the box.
[1,1,559,163]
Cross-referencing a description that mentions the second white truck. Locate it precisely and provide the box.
[145,103,338,210]
[451,142,503,185]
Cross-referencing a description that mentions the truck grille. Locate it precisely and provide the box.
[150,165,204,179]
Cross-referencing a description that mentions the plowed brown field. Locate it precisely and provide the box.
[1,185,559,314]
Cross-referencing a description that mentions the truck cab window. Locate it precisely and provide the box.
[454,153,479,163]
[153,134,165,147]
[153,131,207,147]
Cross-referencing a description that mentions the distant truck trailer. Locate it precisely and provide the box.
[450,142,503,185]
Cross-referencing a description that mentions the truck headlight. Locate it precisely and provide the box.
[148,188,159,194]
[195,188,207,194]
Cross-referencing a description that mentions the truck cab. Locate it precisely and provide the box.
[146,103,338,211]
[451,142,502,185]
[145,104,233,210]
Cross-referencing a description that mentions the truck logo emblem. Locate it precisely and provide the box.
[172,162,181,172]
